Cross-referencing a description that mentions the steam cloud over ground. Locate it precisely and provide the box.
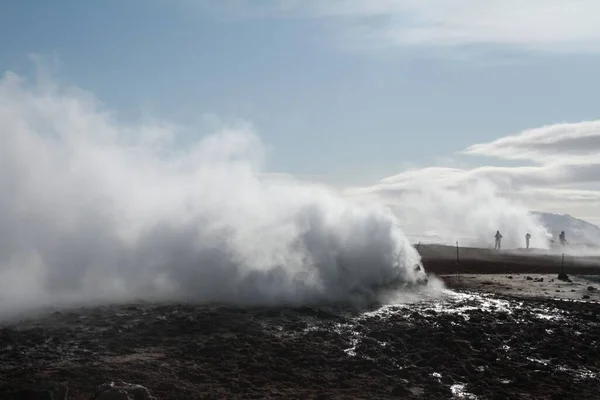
[347,173,553,249]
[0,71,553,317]
[0,71,429,316]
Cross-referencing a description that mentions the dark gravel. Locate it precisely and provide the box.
[0,287,599,400]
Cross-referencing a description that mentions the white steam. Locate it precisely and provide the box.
[390,184,553,249]
[347,175,553,249]
[0,71,427,316]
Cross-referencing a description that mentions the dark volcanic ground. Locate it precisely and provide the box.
[1,246,600,399]
[419,244,600,276]
[1,282,599,400]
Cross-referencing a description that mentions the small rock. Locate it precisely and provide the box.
[587,286,597,291]
[583,295,591,300]
[556,290,560,293]
[526,276,533,280]
[507,276,513,279]
[54,385,68,400]
[96,390,131,400]
[391,384,411,397]
[557,272,569,281]
[14,390,53,400]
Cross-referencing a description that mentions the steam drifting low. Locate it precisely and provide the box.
[0,71,428,315]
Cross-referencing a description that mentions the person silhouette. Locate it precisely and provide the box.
[495,230,503,250]
[525,233,531,249]
[559,231,567,246]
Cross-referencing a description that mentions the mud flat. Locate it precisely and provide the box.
[0,250,599,399]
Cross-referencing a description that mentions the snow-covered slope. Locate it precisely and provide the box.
[531,211,600,246]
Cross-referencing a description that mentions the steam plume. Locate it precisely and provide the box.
[0,71,426,316]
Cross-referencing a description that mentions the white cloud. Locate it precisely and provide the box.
[464,121,600,162]
[347,119,600,242]
[188,0,600,52]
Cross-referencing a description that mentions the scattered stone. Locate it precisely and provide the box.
[95,390,130,400]
[583,295,591,300]
[556,290,560,293]
[557,272,570,281]
[13,390,53,400]
[3,282,600,400]
[54,385,68,400]
[526,277,533,281]
[587,286,597,292]
[391,384,411,397]
[507,276,513,279]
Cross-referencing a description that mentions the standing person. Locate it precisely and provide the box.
[559,231,567,246]
[495,230,503,250]
[525,233,531,249]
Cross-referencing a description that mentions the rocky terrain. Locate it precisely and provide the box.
[1,249,599,399]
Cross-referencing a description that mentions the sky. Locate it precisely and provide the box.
[2,0,600,225]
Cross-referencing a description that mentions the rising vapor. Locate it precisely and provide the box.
[0,71,428,317]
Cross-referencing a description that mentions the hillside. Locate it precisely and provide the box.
[532,211,600,246]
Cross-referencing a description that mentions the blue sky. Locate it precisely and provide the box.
[2,0,600,223]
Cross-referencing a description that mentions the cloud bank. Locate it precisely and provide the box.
[189,0,600,53]
[464,121,600,163]
[348,121,600,240]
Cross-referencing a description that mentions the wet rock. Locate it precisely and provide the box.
[54,385,68,400]
[13,390,54,400]
[94,382,155,400]
[95,390,130,400]
[391,384,411,397]
[497,312,509,321]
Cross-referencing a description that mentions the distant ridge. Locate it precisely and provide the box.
[531,211,600,246]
